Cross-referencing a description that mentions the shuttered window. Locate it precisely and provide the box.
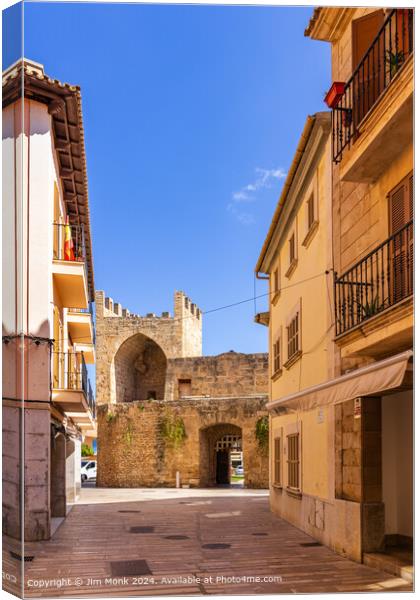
[273,437,281,486]
[287,313,300,360]
[307,193,315,229]
[273,337,281,374]
[289,233,296,264]
[390,173,413,233]
[389,173,413,302]
[272,268,279,296]
[287,433,300,490]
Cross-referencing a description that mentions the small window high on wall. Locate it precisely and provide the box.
[178,379,192,398]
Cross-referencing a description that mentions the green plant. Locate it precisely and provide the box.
[161,411,187,448]
[386,50,405,76]
[81,442,94,457]
[255,416,269,454]
[124,422,134,446]
[105,411,116,424]
[360,296,381,319]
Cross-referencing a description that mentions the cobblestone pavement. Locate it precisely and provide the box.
[3,488,412,597]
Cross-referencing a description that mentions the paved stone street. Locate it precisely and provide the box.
[3,488,412,597]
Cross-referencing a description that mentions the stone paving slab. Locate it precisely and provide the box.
[2,488,413,597]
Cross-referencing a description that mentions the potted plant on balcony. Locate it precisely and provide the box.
[386,50,405,77]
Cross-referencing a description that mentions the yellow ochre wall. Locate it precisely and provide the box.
[268,133,334,502]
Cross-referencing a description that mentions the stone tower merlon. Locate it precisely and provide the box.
[174,291,203,358]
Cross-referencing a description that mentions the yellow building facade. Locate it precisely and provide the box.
[256,7,413,576]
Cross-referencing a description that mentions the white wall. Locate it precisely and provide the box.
[2,104,17,336]
[382,390,413,538]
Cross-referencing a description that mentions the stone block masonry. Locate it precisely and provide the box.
[95,290,203,405]
[96,289,269,488]
[97,396,269,489]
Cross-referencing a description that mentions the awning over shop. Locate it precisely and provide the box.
[267,350,413,413]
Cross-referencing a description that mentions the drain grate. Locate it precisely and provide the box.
[130,526,155,534]
[202,543,231,550]
[111,560,152,577]
[164,535,190,540]
[252,532,268,536]
[10,551,34,562]
[300,542,322,547]
[119,510,141,513]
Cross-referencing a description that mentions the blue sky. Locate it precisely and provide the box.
[3,1,331,356]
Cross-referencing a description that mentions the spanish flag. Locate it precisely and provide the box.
[64,217,75,261]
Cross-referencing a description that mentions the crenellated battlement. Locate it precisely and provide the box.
[95,290,202,322]
[95,290,203,406]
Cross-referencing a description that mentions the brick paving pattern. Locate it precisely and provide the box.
[3,490,412,597]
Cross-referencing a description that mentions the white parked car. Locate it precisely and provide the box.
[81,460,97,481]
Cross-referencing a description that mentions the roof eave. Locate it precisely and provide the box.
[2,60,95,301]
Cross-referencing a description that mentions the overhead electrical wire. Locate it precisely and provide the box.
[26,270,332,345]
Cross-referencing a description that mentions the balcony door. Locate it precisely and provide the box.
[389,174,413,304]
[352,10,386,127]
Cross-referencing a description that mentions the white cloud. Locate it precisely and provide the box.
[228,166,286,225]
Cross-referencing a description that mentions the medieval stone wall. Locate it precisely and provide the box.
[166,353,269,400]
[95,290,202,405]
[97,396,269,489]
[95,290,270,489]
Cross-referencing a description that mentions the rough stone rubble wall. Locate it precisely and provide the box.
[97,397,269,489]
[166,353,269,400]
[95,290,203,405]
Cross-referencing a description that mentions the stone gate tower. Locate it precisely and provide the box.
[95,290,202,405]
[95,289,269,489]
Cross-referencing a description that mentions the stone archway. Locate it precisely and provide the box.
[199,423,242,487]
[113,333,167,403]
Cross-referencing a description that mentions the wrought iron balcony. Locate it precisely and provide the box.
[53,222,86,262]
[334,220,413,336]
[52,350,96,417]
[332,8,413,163]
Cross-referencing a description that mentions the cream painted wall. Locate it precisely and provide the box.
[382,390,413,538]
[271,405,331,501]
[331,8,384,83]
[330,8,413,274]
[269,143,333,401]
[268,132,334,502]
[28,100,55,340]
[2,104,17,337]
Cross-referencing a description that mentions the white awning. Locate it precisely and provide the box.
[267,350,413,413]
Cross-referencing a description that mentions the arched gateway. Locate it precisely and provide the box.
[95,290,269,489]
[200,424,242,486]
[113,333,167,403]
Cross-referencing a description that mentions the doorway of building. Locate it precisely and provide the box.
[199,424,243,487]
[216,449,230,484]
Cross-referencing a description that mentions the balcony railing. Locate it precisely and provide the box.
[334,220,413,336]
[53,222,86,262]
[52,350,96,417]
[332,8,413,163]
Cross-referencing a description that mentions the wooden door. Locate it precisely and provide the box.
[389,174,413,303]
[352,10,385,126]
[216,450,230,484]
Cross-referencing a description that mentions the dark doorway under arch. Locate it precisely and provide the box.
[199,423,243,487]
